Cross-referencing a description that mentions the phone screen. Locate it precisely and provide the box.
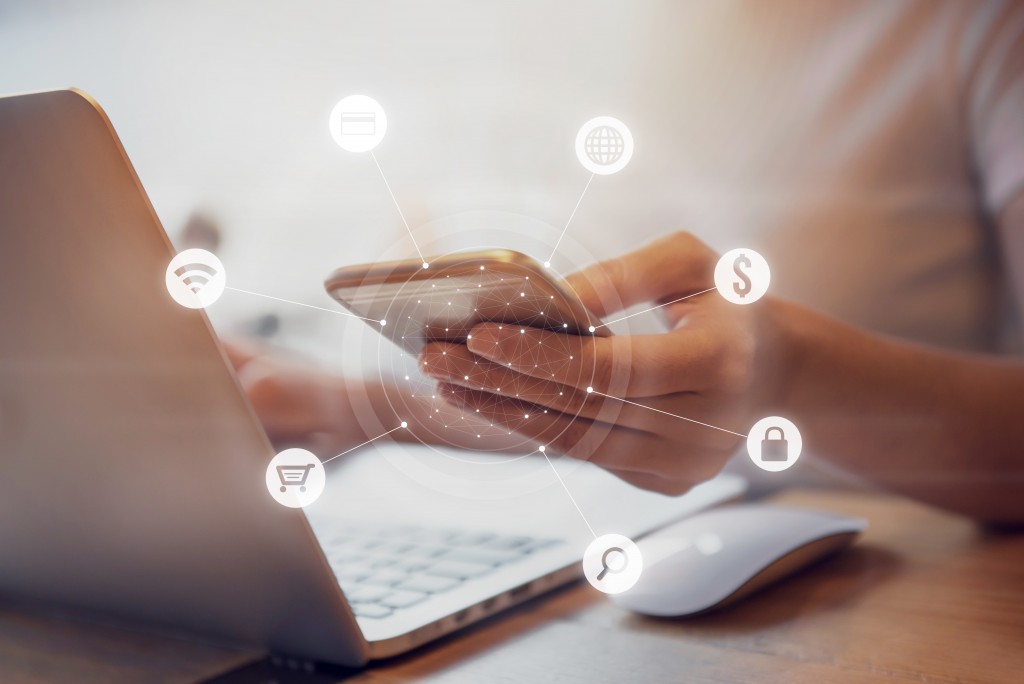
[326,252,607,354]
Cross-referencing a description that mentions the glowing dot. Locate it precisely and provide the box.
[524,414,530,419]
[543,261,551,268]
[563,323,568,328]
[480,265,485,270]
[464,375,469,380]
[380,319,387,326]
[588,326,596,333]
[400,421,408,428]
[587,386,594,393]
[520,292,526,297]
[520,328,525,334]
[422,262,429,269]
[467,334,472,339]
[539,445,546,452]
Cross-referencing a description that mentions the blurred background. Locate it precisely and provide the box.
[1,0,1016,405]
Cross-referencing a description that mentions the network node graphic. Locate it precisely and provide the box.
[266,448,326,508]
[583,533,643,594]
[165,248,226,309]
[746,416,803,472]
[575,116,634,175]
[329,94,388,153]
[714,248,770,305]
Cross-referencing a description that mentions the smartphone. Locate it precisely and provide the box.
[324,250,609,354]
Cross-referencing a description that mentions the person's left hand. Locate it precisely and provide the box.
[419,232,776,495]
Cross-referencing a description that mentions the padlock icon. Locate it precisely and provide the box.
[760,426,789,462]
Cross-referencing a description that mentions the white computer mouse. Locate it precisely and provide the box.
[612,503,867,617]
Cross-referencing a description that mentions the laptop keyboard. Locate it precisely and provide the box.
[321,523,563,620]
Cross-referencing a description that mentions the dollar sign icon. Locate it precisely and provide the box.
[733,253,752,298]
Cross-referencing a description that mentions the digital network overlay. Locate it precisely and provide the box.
[162,95,801,593]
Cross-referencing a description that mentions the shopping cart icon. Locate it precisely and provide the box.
[276,463,317,493]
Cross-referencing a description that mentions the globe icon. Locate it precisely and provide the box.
[584,125,625,166]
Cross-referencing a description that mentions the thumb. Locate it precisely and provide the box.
[563,231,717,317]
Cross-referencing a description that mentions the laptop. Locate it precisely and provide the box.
[0,89,746,666]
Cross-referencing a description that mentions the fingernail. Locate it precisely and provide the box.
[467,324,504,359]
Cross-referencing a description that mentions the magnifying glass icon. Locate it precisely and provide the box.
[596,546,628,580]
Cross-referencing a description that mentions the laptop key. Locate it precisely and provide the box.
[328,552,366,567]
[404,544,448,558]
[397,575,462,594]
[343,584,391,603]
[379,590,429,609]
[351,603,393,619]
[442,548,524,567]
[425,560,493,579]
[445,531,495,546]
[519,539,562,554]
[334,568,371,583]
[360,570,409,587]
[479,535,532,551]
[392,559,431,573]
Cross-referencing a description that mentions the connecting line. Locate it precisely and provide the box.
[592,287,719,330]
[542,449,598,539]
[588,389,748,439]
[545,173,595,267]
[322,423,407,465]
[224,286,382,324]
[370,149,426,265]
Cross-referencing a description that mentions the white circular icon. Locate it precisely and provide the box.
[165,248,226,310]
[746,416,803,472]
[583,533,643,594]
[266,448,326,508]
[575,116,634,175]
[714,248,770,305]
[329,94,387,153]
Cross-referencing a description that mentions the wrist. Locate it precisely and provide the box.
[751,297,822,417]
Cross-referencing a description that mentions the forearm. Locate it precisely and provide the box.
[766,299,1024,523]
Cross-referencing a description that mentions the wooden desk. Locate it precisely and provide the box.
[1,490,1022,683]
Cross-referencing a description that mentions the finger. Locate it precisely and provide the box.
[438,384,670,474]
[220,336,265,371]
[563,231,718,317]
[421,342,635,426]
[467,322,725,396]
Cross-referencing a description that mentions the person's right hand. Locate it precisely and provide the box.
[419,231,784,495]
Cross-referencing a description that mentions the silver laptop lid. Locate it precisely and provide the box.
[0,89,366,665]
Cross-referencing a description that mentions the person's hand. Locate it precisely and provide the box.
[419,232,779,495]
[221,338,350,447]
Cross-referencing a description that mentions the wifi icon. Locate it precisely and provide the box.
[165,248,227,309]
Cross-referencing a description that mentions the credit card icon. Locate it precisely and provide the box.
[340,112,376,136]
